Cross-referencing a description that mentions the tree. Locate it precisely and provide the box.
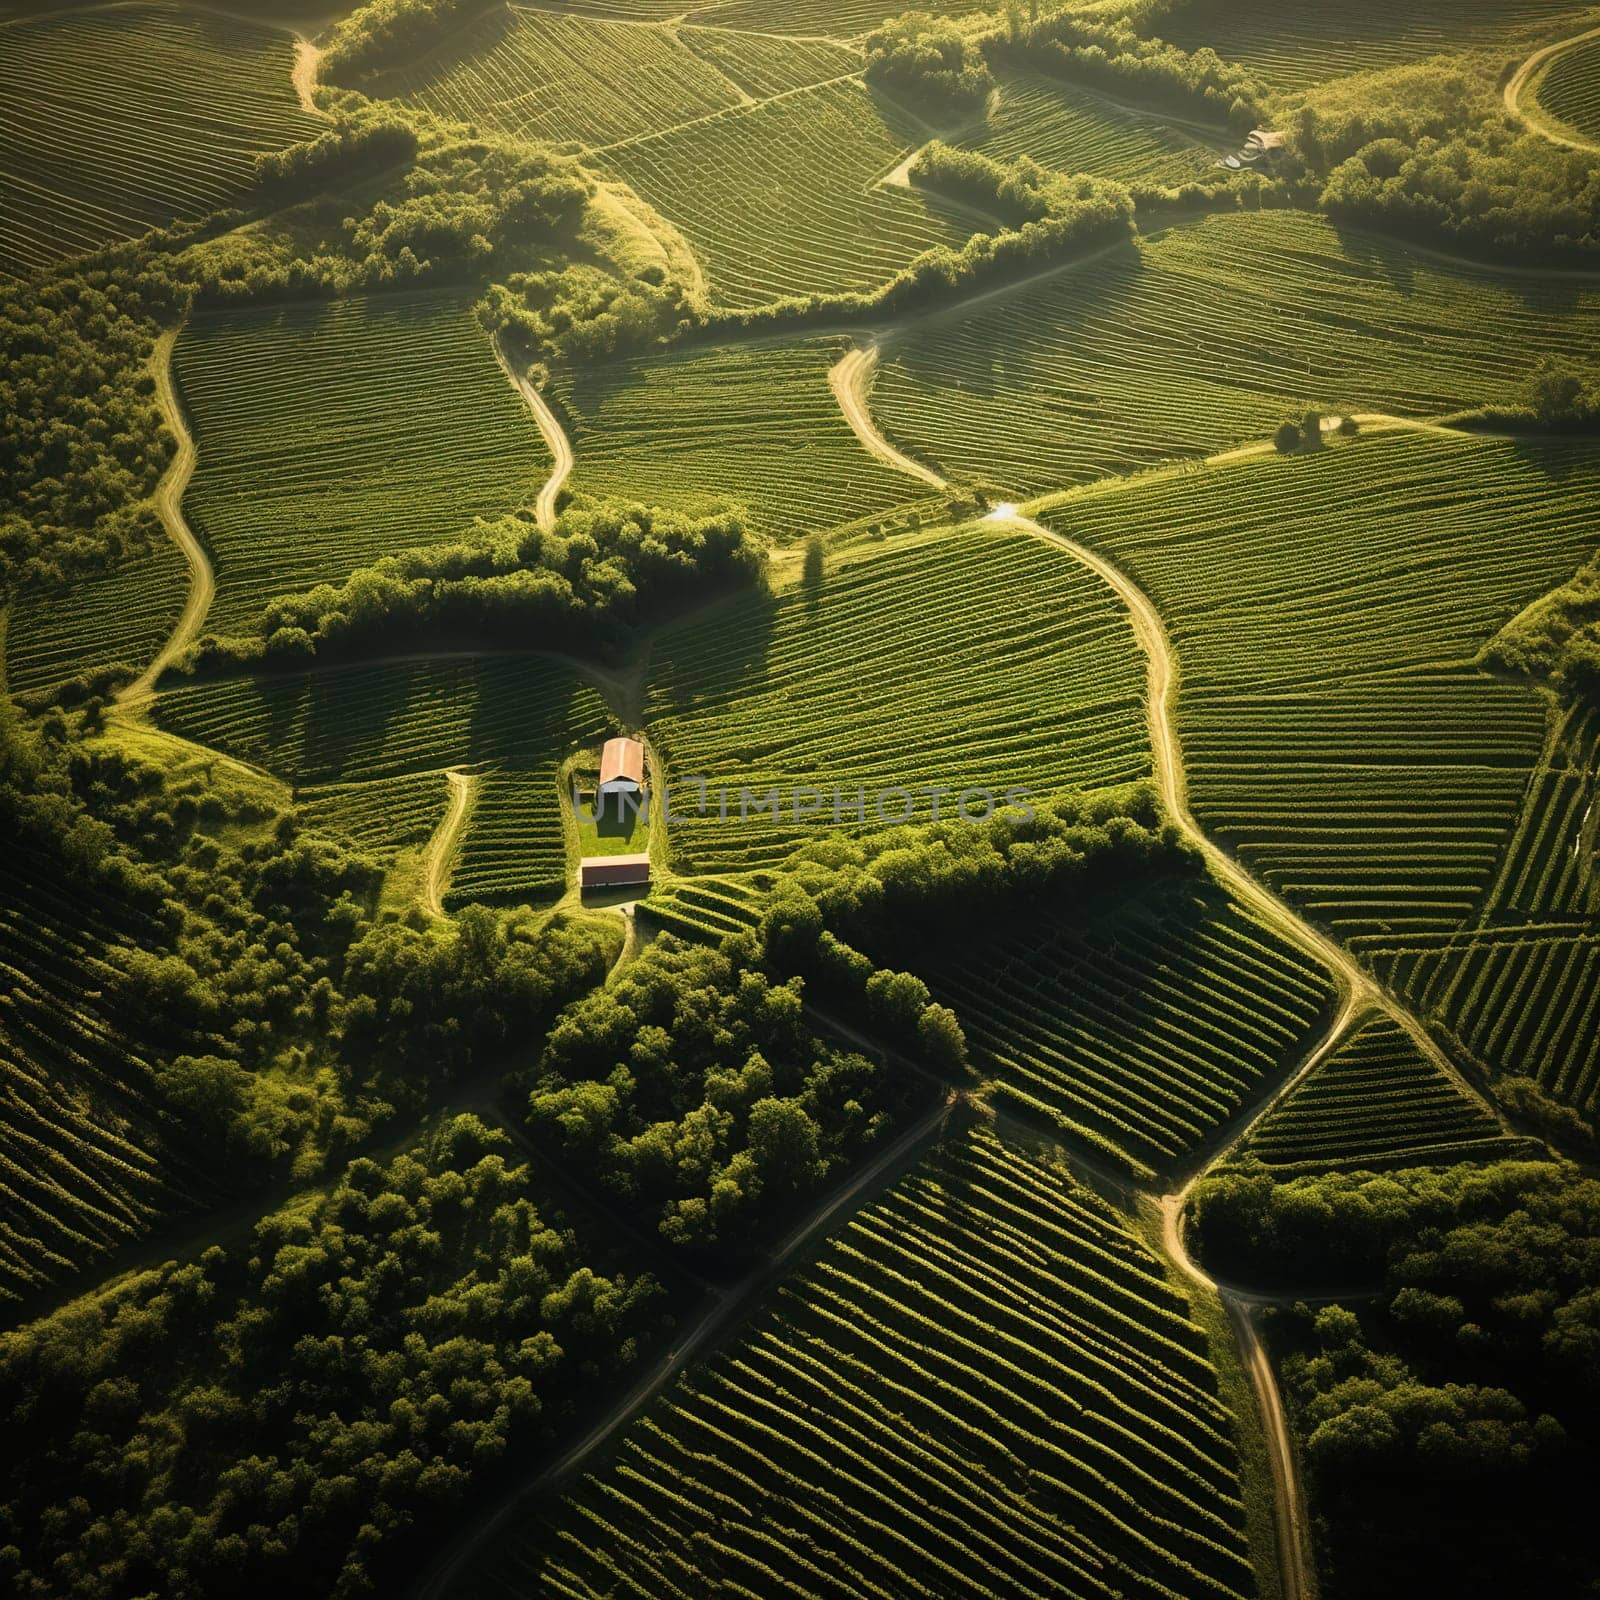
[917,1002,969,1075]
[1528,356,1597,427]
[1274,419,1302,452]
[746,1097,824,1195]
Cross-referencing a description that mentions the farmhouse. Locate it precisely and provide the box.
[580,853,651,890]
[1225,129,1287,169]
[598,736,646,798]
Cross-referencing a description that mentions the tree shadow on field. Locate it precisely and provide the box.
[643,580,781,718]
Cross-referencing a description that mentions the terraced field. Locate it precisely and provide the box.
[174,293,548,635]
[1238,1017,1527,1173]
[644,519,1151,872]
[382,7,746,147]
[1535,34,1600,142]
[4,533,186,696]
[550,334,929,544]
[594,77,978,305]
[959,68,1221,184]
[0,842,206,1308]
[926,887,1335,1180]
[869,210,1600,494]
[472,1126,1258,1600]
[0,4,318,280]
[1163,0,1573,91]
[154,656,612,904]
[1037,429,1600,1110]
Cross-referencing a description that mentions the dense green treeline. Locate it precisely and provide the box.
[527,939,908,1257]
[0,266,183,596]
[1188,1159,1600,1598]
[0,1116,663,1600]
[190,497,764,671]
[1,690,612,1190]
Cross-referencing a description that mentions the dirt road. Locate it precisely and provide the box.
[116,329,211,706]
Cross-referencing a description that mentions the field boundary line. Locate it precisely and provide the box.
[116,326,212,708]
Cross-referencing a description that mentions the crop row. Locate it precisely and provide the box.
[637,874,769,940]
[1240,1017,1524,1173]
[0,4,317,281]
[551,333,931,545]
[1363,924,1600,1115]
[644,519,1151,873]
[596,76,975,305]
[679,25,862,99]
[478,1125,1255,1600]
[447,769,570,907]
[928,887,1334,1178]
[870,210,1600,495]
[1481,701,1600,922]
[174,292,546,635]
[295,770,453,865]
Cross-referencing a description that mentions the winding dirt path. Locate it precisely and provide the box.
[1504,23,1600,153]
[291,36,323,117]
[117,328,212,706]
[412,1087,958,1600]
[495,337,573,534]
[421,768,477,918]
[829,359,1542,1600]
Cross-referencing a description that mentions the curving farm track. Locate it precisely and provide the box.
[1504,23,1600,153]
[115,329,212,707]
[829,339,1538,1600]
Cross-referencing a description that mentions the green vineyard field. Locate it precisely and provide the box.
[1163,0,1566,92]
[155,656,612,904]
[470,1126,1257,1600]
[382,7,746,148]
[0,842,205,1308]
[927,886,1336,1179]
[550,334,930,544]
[1238,1016,1528,1173]
[868,210,1600,495]
[5,533,186,696]
[643,518,1151,872]
[959,68,1221,184]
[1038,428,1600,1111]
[0,4,317,280]
[595,77,978,305]
[173,292,548,636]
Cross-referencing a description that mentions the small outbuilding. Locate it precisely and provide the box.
[598,736,646,798]
[580,853,651,890]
